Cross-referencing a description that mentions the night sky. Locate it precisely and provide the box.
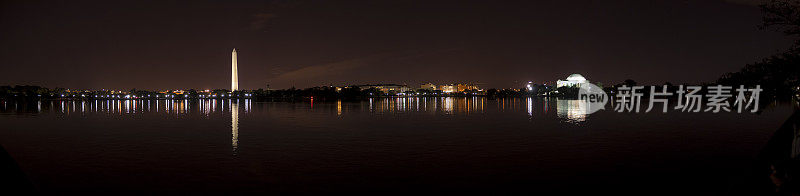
[0,0,792,90]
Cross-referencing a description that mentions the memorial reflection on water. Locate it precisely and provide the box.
[0,97,598,156]
[0,98,592,123]
[3,97,595,156]
[556,99,589,123]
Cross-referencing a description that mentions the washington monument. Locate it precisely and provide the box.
[231,48,239,91]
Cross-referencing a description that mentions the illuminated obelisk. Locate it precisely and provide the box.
[231,48,239,91]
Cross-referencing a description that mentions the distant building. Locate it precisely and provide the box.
[456,84,480,92]
[526,81,535,91]
[420,83,437,91]
[159,90,185,95]
[434,83,480,93]
[556,74,588,88]
[439,85,455,93]
[525,82,553,95]
[356,84,409,93]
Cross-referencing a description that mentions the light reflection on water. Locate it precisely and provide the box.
[231,102,239,156]
[0,97,589,122]
[0,97,594,156]
[0,99,256,116]
[2,97,597,159]
[556,99,589,123]
[0,97,600,157]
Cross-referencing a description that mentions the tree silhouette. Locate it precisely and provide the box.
[718,0,800,99]
[762,0,800,47]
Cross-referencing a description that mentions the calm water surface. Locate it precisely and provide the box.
[0,98,794,194]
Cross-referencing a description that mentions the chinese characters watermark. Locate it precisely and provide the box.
[613,85,762,113]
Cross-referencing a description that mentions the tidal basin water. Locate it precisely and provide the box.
[0,98,795,194]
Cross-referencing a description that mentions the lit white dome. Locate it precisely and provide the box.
[566,74,586,82]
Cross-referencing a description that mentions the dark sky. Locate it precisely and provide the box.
[0,0,793,90]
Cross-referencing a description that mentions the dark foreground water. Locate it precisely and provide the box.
[0,98,796,195]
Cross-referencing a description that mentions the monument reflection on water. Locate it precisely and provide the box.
[1,97,596,156]
[556,99,589,123]
[231,102,239,155]
[0,97,590,121]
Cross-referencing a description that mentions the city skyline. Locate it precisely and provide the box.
[1,0,793,90]
[0,47,643,91]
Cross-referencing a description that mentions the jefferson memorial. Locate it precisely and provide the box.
[556,74,589,88]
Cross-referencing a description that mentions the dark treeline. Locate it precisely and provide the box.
[718,0,800,102]
[0,85,52,97]
[718,47,800,101]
